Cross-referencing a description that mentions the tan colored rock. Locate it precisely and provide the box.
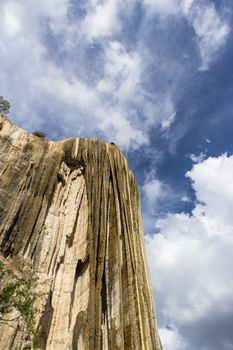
[0,114,162,350]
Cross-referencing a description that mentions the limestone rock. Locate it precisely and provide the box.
[0,114,161,350]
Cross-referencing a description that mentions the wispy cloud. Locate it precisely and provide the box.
[143,0,230,70]
[182,0,230,70]
[1,0,229,151]
[159,326,187,350]
[189,151,207,163]
[0,1,150,149]
[143,177,163,208]
[143,0,180,15]
[80,0,121,40]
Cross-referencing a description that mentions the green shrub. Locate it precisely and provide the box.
[0,96,10,114]
[0,257,41,346]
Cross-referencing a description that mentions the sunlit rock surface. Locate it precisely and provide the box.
[0,114,161,350]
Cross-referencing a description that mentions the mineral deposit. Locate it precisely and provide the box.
[0,114,161,350]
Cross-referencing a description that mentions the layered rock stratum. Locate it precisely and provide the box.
[0,114,161,350]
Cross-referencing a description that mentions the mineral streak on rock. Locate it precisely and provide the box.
[0,114,161,350]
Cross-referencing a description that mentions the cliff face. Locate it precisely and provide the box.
[0,114,161,350]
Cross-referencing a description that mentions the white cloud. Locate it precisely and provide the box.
[1,0,182,150]
[142,169,177,213]
[181,1,230,70]
[189,151,206,163]
[1,0,228,154]
[161,111,176,129]
[146,154,233,349]
[144,0,180,15]
[187,154,233,241]
[97,41,141,102]
[0,1,152,149]
[81,0,121,39]
[2,0,69,34]
[181,195,190,202]
[143,178,163,207]
[143,0,230,70]
[35,61,148,149]
[159,327,187,350]
[0,0,230,152]
[3,6,21,37]
[181,0,194,14]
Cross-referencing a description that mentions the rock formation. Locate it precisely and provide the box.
[0,114,161,350]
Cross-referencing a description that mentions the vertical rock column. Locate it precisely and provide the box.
[0,114,161,350]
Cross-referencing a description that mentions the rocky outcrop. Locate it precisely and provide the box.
[0,114,161,350]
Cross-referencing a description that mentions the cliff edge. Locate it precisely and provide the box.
[0,114,161,350]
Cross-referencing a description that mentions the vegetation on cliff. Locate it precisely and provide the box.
[0,257,41,346]
[0,96,10,115]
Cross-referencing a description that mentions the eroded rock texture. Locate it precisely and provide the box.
[0,114,161,350]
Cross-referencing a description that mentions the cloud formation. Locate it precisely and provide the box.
[182,0,230,70]
[0,0,230,150]
[1,0,150,149]
[143,0,230,70]
[146,154,233,349]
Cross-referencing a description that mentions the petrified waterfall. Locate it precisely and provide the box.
[0,114,161,350]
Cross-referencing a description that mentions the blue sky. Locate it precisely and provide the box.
[1,1,233,349]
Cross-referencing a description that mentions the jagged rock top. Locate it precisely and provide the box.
[0,114,161,350]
